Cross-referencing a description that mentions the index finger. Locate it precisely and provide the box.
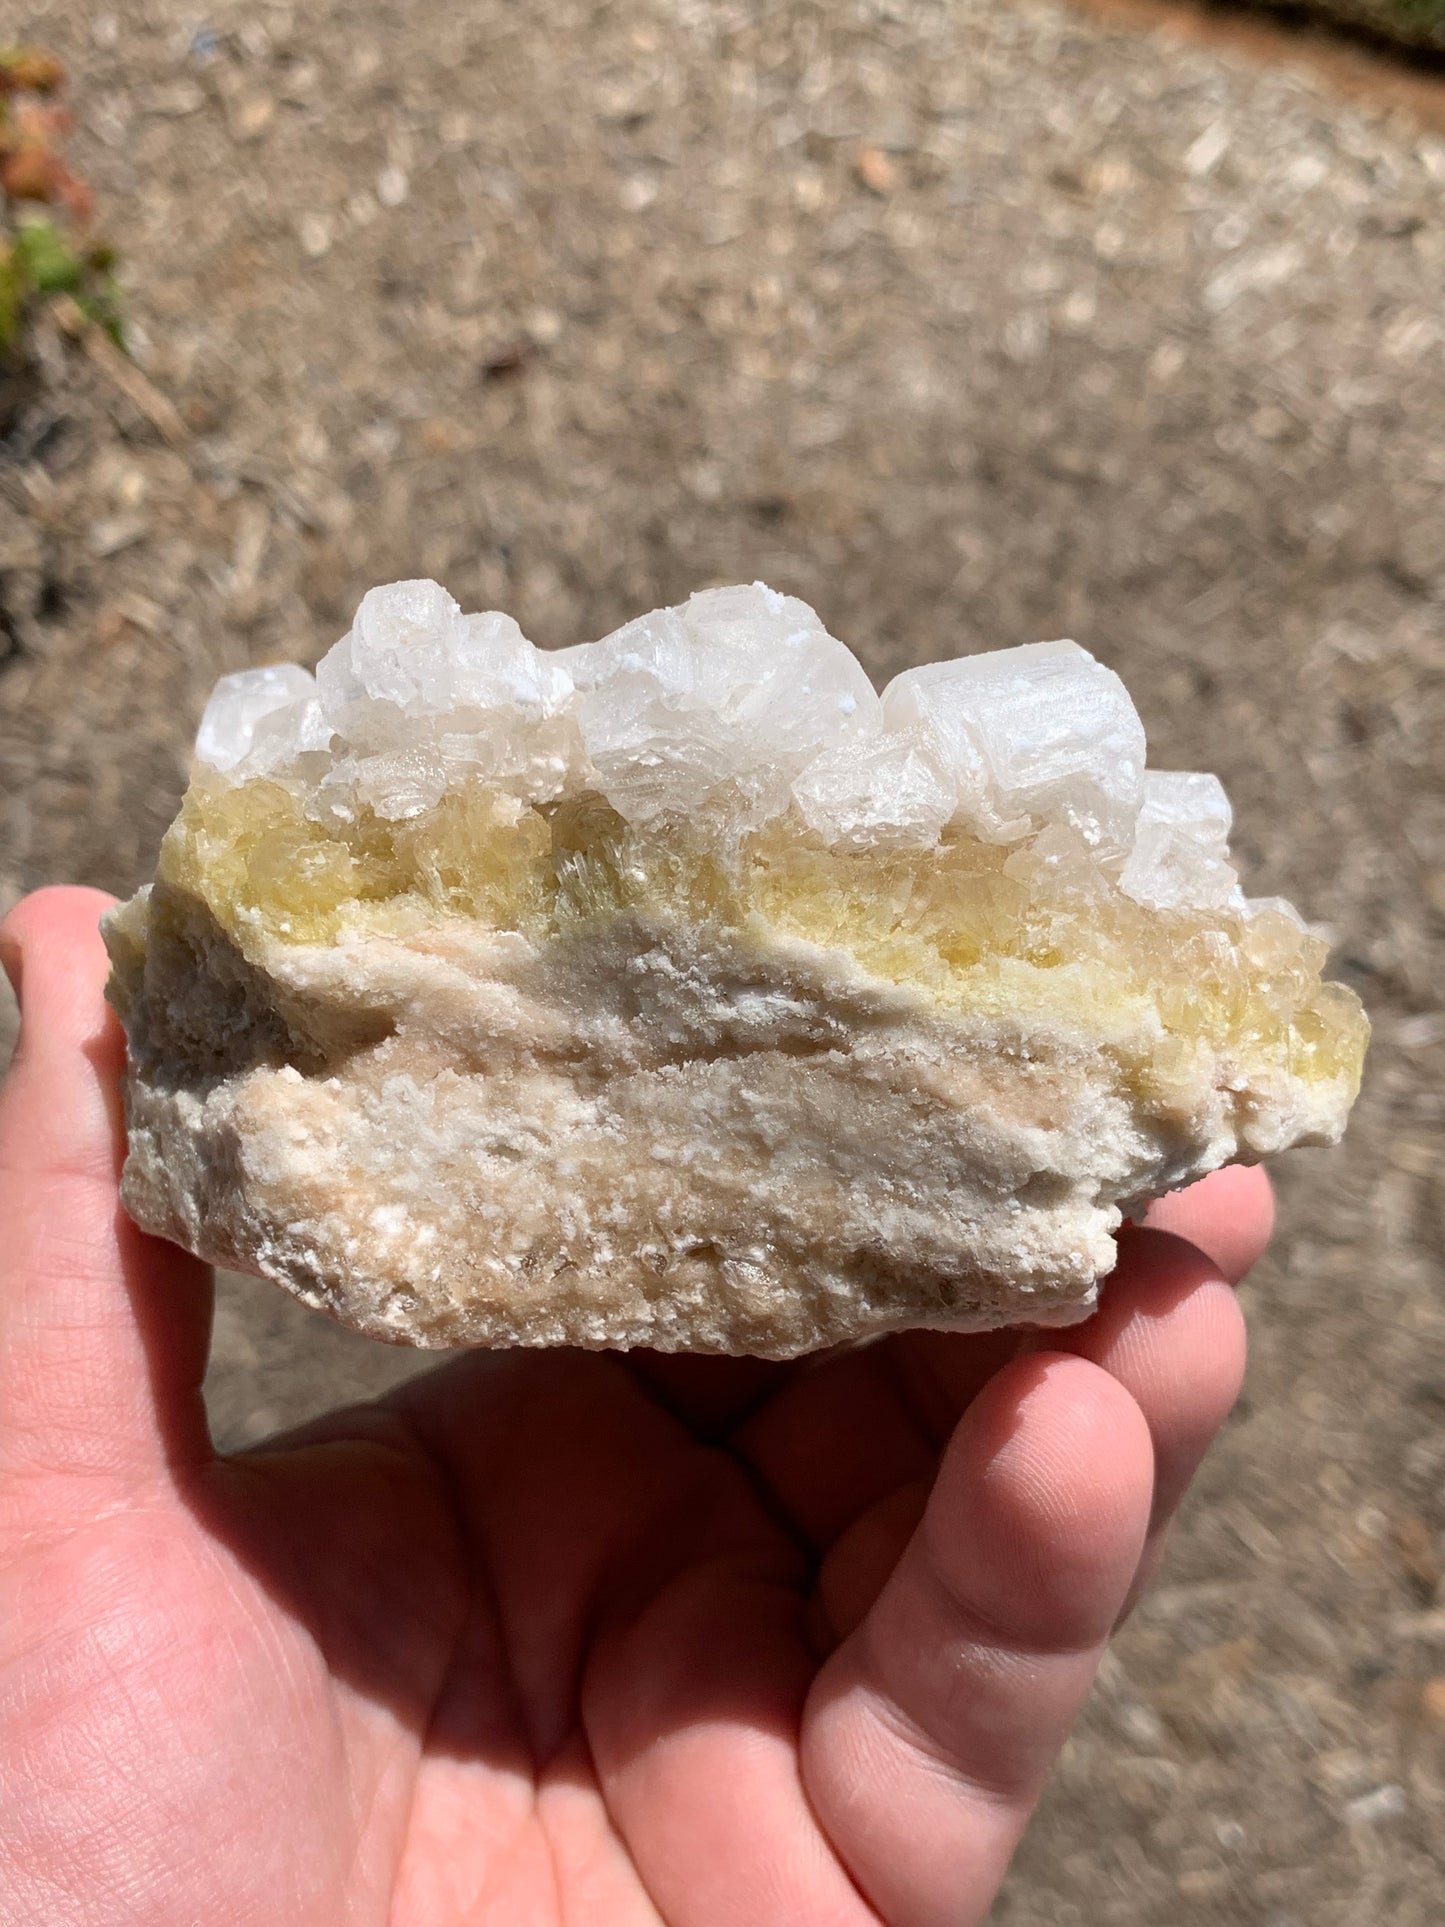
[1141,1162,1274,1284]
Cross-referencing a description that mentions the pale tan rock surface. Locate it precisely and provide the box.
[103,583,1367,1357]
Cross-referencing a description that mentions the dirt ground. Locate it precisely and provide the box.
[2,0,1443,1919]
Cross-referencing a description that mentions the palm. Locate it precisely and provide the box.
[5,1338,1022,1921]
[0,891,1265,1927]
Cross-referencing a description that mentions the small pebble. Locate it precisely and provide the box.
[1344,1785,1407,1827]
[297,213,333,259]
[855,143,896,194]
[377,165,410,208]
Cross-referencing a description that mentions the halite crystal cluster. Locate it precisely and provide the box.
[194,577,1224,906]
[104,581,1367,1358]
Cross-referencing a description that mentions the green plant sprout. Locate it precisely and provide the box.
[0,46,122,359]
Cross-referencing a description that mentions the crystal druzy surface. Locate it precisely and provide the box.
[103,582,1367,1357]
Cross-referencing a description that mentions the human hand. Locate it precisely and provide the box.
[0,886,1266,1926]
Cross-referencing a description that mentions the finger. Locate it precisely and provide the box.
[1141,1162,1273,1284]
[734,1345,940,1550]
[728,1160,1270,1550]
[1043,1225,1246,1618]
[808,1479,930,1656]
[621,1350,788,1439]
[802,1354,1152,1925]
[586,1537,878,1927]
[732,1323,1032,1553]
[794,1225,1248,1651]
[0,888,213,1490]
[392,1349,805,1765]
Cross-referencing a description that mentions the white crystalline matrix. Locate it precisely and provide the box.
[104,580,1367,1358]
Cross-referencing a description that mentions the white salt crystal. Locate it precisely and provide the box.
[1134,770,1232,838]
[1241,894,1307,928]
[349,748,450,821]
[243,694,332,776]
[329,578,462,709]
[448,611,573,716]
[1119,771,1237,910]
[192,583,1242,880]
[196,663,321,772]
[564,583,879,825]
[793,729,955,847]
[314,583,579,800]
[881,640,1146,849]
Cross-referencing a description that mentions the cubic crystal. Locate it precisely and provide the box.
[195,663,324,774]
[1119,770,1237,911]
[881,640,1147,849]
[793,729,956,847]
[560,585,880,825]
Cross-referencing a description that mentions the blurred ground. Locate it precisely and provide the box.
[2,0,1443,1919]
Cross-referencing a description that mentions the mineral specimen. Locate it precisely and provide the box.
[102,582,1367,1358]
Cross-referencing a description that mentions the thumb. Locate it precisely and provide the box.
[0,887,212,1495]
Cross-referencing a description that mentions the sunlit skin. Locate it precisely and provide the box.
[0,887,1268,1926]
